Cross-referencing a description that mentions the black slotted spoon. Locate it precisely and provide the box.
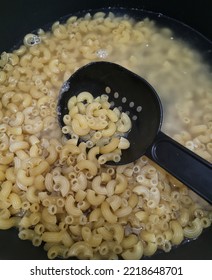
[57,61,212,203]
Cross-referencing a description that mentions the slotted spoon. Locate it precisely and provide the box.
[57,61,212,203]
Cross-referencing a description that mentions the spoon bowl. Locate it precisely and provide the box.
[58,61,162,164]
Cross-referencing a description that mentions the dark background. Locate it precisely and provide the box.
[0,0,212,259]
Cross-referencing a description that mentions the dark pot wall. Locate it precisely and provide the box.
[1,0,212,52]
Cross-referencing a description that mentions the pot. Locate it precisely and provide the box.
[0,0,211,260]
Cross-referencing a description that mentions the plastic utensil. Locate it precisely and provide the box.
[57,61,212,203]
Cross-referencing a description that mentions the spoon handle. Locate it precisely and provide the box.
[146,131,212,204]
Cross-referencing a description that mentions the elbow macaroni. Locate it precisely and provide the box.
[62,91,132,164]
[0,11,211,260]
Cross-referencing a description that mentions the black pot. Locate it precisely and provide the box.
[0,0,211,260]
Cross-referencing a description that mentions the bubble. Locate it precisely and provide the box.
[60,81,70,94]
[24,34,41,46]
[96,49,108,59]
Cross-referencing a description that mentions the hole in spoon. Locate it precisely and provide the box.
[122,97,127,103]
[114,92,119,99]
[136,106,142,112]
[129,101,134,108]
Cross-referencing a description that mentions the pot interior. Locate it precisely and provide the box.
[0,5,211,260]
